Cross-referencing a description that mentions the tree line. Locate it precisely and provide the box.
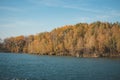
[1,21,120,57]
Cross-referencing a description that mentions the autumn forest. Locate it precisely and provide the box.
[0,21,120,57]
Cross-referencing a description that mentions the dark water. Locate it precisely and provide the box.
[0,53,120,80]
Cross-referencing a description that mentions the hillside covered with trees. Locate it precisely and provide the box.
[1,21,120,57]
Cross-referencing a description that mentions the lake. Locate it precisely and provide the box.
[0,53,120,80]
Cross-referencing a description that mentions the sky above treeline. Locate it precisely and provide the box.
[0,0,120,39]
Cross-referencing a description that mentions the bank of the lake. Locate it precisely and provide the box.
[1,22,120,58]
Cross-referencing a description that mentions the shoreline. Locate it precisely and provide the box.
[1,51,120,58]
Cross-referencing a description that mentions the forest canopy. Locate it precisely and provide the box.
[1,21,120,57]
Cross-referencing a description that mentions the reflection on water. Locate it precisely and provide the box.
[0,53,120,80]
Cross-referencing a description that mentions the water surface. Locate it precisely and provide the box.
[0,53,120,80]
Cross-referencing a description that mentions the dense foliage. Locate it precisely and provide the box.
[1,21,120,57]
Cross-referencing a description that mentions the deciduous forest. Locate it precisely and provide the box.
[1,21,120,57]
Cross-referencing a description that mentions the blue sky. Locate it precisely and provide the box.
[0,0,120,39]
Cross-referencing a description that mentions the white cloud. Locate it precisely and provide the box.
[28,0,120,19]
[0,6,22,12]
[0,18,47,39]
[77,17,93,23]
[62,5,101,13]
[72,15,116,23]
[27,0,63,7]
[0,18,44,28]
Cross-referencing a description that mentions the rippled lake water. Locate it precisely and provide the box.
[0,53,120,80]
